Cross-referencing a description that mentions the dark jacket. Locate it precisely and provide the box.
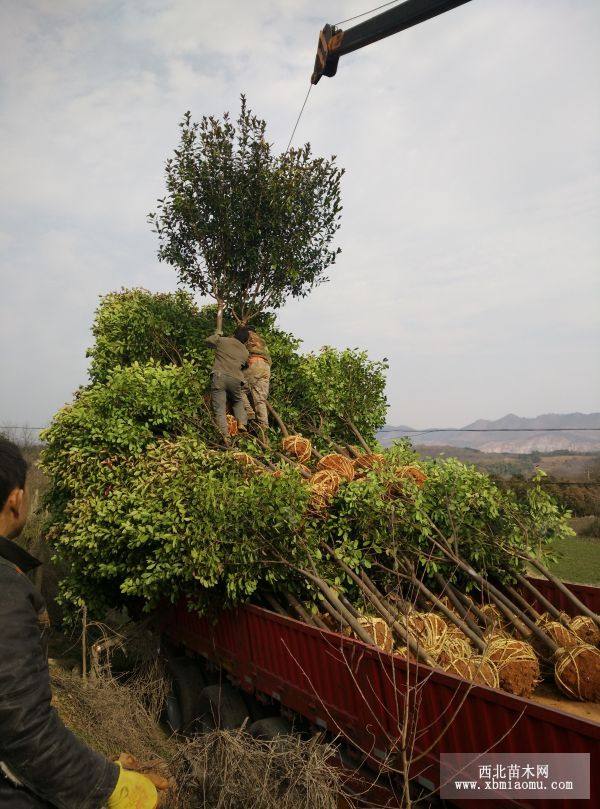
[0,537,119,808]
[205,333,249,382]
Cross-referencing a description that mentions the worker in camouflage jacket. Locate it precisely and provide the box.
[0,437,164,809]
[241,329,272,435]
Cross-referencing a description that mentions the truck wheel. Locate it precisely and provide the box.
[198,683,250,731]
[248,716,293,740]
[165,657,206,733]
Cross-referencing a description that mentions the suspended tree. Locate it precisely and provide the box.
[149,96,344,329]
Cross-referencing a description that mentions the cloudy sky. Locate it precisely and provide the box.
[1,0,599,430]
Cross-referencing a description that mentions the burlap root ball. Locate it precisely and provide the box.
[394,646,417,662]
[230,452,263,477]
[353,453,385,477]
[486,638,540,698]
[479,603,505,630]
[406,613,449,659]
[543,621,581,651]
[395,465,428,487]
[226,414,239,436]
[351,616,394,653]
[310,469,342,499]
[570,616,600,647]
[438,596,461,619]
[282,435,312,463]
[317,453,355,482]
[387,465,427,497]
[307,469,342,514]
[554,645,600,701]
[444,656,500,689]
[435,635,473,668]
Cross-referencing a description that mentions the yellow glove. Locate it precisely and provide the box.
[107,764,158,809]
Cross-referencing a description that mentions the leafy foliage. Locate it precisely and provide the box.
[149,97,344,324]
[41,289,571,618]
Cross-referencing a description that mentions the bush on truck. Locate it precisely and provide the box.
[40,289,600,705]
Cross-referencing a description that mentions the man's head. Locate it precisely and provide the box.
[0,437,29,539]
[233,326,250,344]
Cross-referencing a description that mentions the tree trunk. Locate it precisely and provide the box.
[266,403,289,438]
[345,418,371,453]
[216,299,224,333]
[526,554,600,628]
[513,571,567,625]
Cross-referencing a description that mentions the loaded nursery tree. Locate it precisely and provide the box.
[149,96,344,329]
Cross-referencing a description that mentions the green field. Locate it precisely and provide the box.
[546,536,600,586]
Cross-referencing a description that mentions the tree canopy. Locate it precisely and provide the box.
[149,97,344,325]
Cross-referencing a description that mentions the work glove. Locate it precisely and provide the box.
[107,754,170,809]
[107,764,158,809]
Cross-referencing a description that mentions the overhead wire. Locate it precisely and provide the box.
[285,83,313,153]
[334,0,402,27]
[378,427,600,435]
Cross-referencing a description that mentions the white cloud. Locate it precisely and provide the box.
[0,0,598,429]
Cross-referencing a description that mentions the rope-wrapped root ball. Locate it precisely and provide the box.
[226,414,238,436]
[317,453,355,482]
[388,465,427,496]
[353,453,385,478]
[406,612,449,660]
[308,469,342,513]
[436,635,473,668]
[486,638,540,698]
[570,615,600,647]
[282,435,312,463]
[350,616,394,653]
[479,604,505,630]
[554,645,600,701]
[310,469,342,498]
[444,656,500,689]
[230,452,263,477]
[543,621,581,651]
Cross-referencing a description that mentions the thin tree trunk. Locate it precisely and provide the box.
[266,403,289,437]
[216,299,224,333]
[503,582,543,623]
[429,537,558,654]
[479,581,532,640]
[403,569,486,651]
[264,593,289,618]
[433,573,485,639]
[513,571,567,624]
[282,590,325,629]
[345,418,371,453]
[448,584,494,629]
[302,571,377,647]
[321,545,434,665]
[526,554,600,628]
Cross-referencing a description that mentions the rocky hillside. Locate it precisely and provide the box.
[378,412,600,453]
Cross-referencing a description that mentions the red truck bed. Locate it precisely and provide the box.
[163,580,599,808]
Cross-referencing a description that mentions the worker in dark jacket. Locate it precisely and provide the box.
[205,326,250,445]
[0,437,161,808]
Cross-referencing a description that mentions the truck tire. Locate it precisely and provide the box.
[198,683,250,731]
[165,657,206,733]
[248,716,293,740]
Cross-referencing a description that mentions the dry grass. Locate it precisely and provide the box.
[50,662,344,809]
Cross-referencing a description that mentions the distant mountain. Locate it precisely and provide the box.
[378,412,600,453]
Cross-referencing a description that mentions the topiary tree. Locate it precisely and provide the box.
[148,96,344,328]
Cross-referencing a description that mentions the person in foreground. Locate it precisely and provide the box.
[0,437,163,808]
[205,325,250,445]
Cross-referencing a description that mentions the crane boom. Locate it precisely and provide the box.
[311,0,473,84]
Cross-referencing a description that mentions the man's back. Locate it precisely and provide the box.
[205,334,249,381]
